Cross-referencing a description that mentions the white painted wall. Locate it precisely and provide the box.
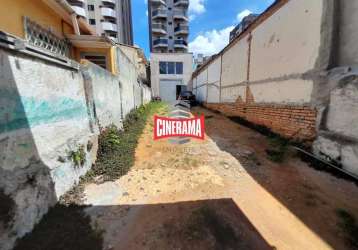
[191,0,358,178]
[192,0,324,104]
[221,85,246,103]
[196,69,208,103]
[221,38,249,86]
[207,57,221,103]
[82,62,123,129]
[250,0,323,80]
[249,80,314,104]
[249,0,323,104]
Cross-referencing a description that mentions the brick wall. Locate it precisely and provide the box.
[205,102,317,141]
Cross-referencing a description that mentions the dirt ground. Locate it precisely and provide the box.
[83,106,358,250]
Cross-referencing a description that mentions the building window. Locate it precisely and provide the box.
[88,4,95,11]
[89,19,96,25]
[176,62,183,74]
[82,53,107,69]
[24,17,70,57]
[159,62,183,75]
[159,62,167,74]
[168,62,175,74]
[168,22,172,25]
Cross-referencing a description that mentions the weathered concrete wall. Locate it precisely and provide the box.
[221,38,248,103]
[142,85,152,105]
[249,0,322,104]
[313,68,358,176]
[337,1,358,66]
[207,57,221,103]
[116,47,136,115]
[195,68,208,103]
[81,61,123,129]
[0,42,151,249]
[192,0,358,176]
[0,48,96,250]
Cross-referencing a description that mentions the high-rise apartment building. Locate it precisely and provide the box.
[148,0,189,53]
[67,0,134,45]
[229,14,259,42]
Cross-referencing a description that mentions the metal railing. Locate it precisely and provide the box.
[174,40,188,46]
[173,10,188,19]
[152,9,167,18]
[174,26,189,33]
[153,38,168,46]
[152,23,167,30]
[174,0,189,5]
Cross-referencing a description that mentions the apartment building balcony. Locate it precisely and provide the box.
[153,38,168,48]
[101,7,117,18]
[174,0,189,7]
[150,0,166,6]
[173,10,188,21]
[102,0,116,5]
[152,23,167,35]
[174,25,189,35]
[70,6,87,18]
[102,22,118,32]
[68,0,86,5]
[174,39,188,49]
[152,9,167,19]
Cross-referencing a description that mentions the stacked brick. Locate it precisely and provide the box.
[205,102,317,141]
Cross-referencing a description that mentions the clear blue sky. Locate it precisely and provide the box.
[132,0,275,58]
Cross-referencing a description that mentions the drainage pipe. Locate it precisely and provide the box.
[292,146,358,181]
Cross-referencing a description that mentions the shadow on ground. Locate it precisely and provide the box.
[14,198,275,250]
[199,107,358,250]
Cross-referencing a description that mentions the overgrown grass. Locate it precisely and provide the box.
[84,101,167,182]
[69,145,86,167]
[14,102,167,250]
[336,208,358,249]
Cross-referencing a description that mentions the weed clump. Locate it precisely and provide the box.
[85,101,167,181]
[69,145,86,167]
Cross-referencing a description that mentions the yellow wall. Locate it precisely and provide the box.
[0,0,74,39]
[0,0,117,75]
[74,47,117,75]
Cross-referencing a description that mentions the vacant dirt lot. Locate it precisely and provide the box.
[82,106,358,250]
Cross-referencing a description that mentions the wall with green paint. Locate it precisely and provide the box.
[0,42,152,250]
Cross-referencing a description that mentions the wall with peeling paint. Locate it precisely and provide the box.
[0,43,151,250]
[0,48,95,250]
[195,68,207,103]
[220,37,249,103]
[194,0,323,105]
[192,0,358,178]
[206,57,221,103]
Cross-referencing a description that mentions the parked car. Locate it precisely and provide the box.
[152,96,162,102]
[178,91,196,106]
